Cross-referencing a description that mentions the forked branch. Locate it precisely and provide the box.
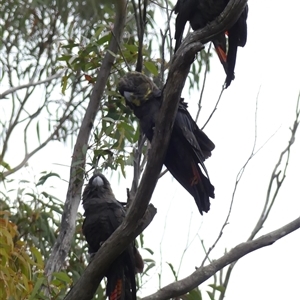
[143,216,300,300]
[62,0,248,298]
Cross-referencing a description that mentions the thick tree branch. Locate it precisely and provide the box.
[143,216,300,300]
[64,204,157,300]
[62,0,247,298]
[176,0,247,56]
[44,0,127,282]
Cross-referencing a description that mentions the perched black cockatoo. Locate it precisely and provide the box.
[118,72,215,215]
[174,0,248,88]
[82,173,144,300]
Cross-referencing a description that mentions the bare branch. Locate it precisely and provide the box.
[249,93,300,241]
[143,216,300,300]
[130,133,147,198]
[0,68,64,100]
[218,93,300,300]
[159,0,173,84]
[2,98,84,178]
[130,0,149,72]
[60,0,247,298]
[195,43,211,122]
[200,90,260,268]
[44,0,128,281]
[201,86,225,130]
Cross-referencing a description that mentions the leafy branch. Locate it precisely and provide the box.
[61,0,248,299]
[44,0,128,283]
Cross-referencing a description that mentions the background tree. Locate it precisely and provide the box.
[1,0,300,299]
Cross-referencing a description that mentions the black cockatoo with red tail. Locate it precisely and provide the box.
[82,172,144,300]
[118,72,215,215]
[174,0,248,88]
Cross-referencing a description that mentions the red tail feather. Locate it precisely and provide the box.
[190,162,201,186]
[109,279,123,300]
[215,45,227,64]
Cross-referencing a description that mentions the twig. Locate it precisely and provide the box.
[129,133,147,202]
[200,85,224,130]
[195,43,212,122]
[176,213,200,276]
[249,93,300,241]
[0,70,64,99]
[1,98,84,178]
[199,89,264,271]
[1,75,85,176]
[159,0,173,84]
[218,93,300,300]
[158,168,168,178]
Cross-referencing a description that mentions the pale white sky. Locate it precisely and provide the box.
[1,0,300,299]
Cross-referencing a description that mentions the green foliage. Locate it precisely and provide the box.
[0,170,157,299]
[185,288,203,300]
[0,211,43,300]
[56,1,164,176]
[166,261,178,281]
[0,0,94,182]
[0,173,90,298]
[37,172,61,186]
[0,0,220,298]
[207,284,226,300]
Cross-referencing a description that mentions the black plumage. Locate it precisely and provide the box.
[118,72,215,215]
[174,0,248,88]
[82,173,144,300]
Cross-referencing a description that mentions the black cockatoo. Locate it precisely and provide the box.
[82,173,144,300]
[174,0,248,88]
[118,72,215,215]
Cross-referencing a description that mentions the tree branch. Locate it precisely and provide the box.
[63,16,197,296]
[64,204,157,300]
[201,86,225,130]
[0,70,64,100]
[195,43,212,123]
[44,0,127,282]
[200,89,260,269]
[143,216,300,300]
[1,98,83,178]
[176,0,247,56]
[249,94,300,240]
[218,93,300,300]
[58,0,247,297]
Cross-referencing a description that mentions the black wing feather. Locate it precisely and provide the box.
[82,174,140,300]
[174,0,248,87]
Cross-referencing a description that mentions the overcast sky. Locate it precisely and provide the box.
[2,0,300,299]
[141,1,300,298]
